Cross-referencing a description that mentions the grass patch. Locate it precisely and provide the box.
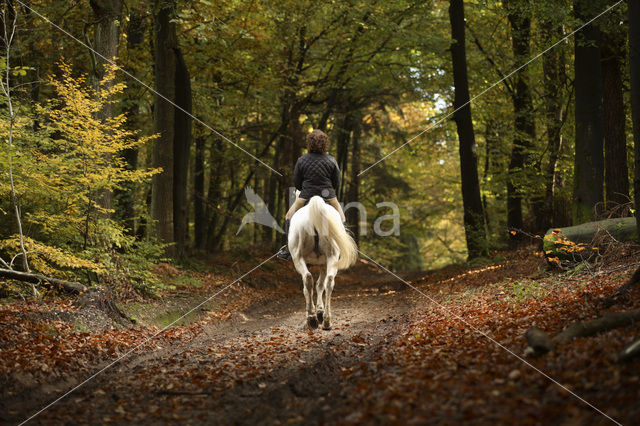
[123,300,205,328]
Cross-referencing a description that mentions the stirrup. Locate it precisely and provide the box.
[276,245,292,261]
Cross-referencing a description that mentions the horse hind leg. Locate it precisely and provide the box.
[303,271,318,329]
[292,252,317,330]
[315,269,326,324]
[322,258,338,330]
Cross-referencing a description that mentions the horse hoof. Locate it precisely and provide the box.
[307,316,318,329]
[316,311,324,323]
[322,323,331,331]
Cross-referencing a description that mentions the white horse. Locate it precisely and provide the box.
[289,196,358,330]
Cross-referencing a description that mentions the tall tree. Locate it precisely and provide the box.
[89,0,123,82]
[152,0,177,248]
[573,0,605,224]
[193,135,205,250]
[347,116,362,244]
[89,0,123,211]
[116,7,145,235]
[601,19,629,211]
[173,49,192,257]
[630,0,640,238]
[540,5,568,230]
[505,0,538,238]
[449,0,487,259]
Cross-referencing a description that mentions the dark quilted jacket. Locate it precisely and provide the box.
[293,152,340,200]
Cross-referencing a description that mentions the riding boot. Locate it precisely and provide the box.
[276,219,292,261]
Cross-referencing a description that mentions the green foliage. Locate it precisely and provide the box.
[0,62,162,291]
[8,0,636,274]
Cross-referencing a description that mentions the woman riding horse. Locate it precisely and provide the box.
[277,129,346,261]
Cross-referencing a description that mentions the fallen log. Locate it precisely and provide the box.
[543,217,637,262]
[525,307,640,357]
[0,268,86,294]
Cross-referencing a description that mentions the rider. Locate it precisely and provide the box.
[276,129,346,260]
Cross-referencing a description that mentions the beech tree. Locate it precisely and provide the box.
[449,0,487,259]
[573,0,605,224]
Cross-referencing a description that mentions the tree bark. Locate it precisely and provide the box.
[573,0,605,224]
[505,0,538,240]
[205,141,224,252]
[335,112,353,201]
[152,0,177,250]
[89,0,123,212]
[347,117,361,244]
[540,9,566,231]
[115,8,145,235]
[631,0,640,241]
[601,28,630,211]
[449,0,487,259]
[173,48,192,257]
[194,136,205,250]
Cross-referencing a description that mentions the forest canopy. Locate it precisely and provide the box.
[0,0,636,290]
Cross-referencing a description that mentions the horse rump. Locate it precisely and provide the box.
[306,196,358,270]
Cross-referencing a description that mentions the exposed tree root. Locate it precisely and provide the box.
[600,265,640,307]
[617,264,640,293]
[525,308,640,357]
[75,289,135,325]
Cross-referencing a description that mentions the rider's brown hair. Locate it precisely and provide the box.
[306,129,330,153]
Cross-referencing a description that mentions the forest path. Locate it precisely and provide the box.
[14,263,420,425]
[8,251,640,425]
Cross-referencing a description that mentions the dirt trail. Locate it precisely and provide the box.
[6,252,640,425]
[9,264,419,425]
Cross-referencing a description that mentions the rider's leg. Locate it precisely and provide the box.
[278,197,307,260]
[285,197,307,219]
[326,197,346,222]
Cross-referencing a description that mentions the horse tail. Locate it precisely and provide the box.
[307,196,358,270]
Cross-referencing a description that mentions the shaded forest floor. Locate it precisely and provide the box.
[1,248,640,425]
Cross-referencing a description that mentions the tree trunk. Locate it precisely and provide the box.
[265,132,285,245]
[347,117,361,244]
[89,0,123,212]
[482,120,500,235]
[449,0,487,259]
[173,48,192,257]
[631,0,640,241]
[602,28,630,211]
[194,136,205,250]
[505,0,538,240]
[335,112,353,201]
[205,141,224,252]
[115,8,145,235]
[152,0,177,250]
[573,0,605,224]
[278,106,303,247]
[540,11,566,231]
